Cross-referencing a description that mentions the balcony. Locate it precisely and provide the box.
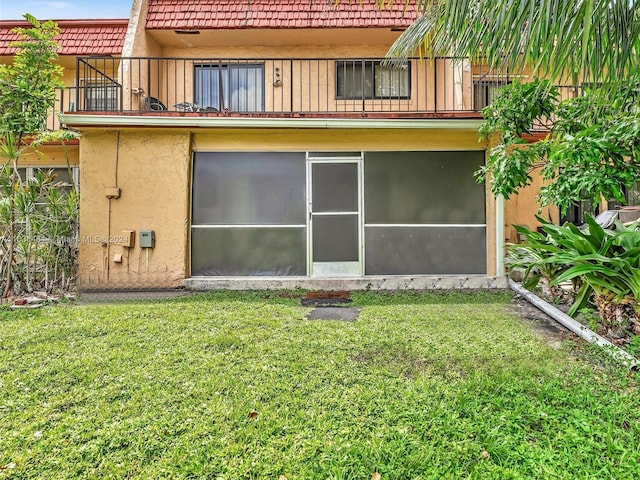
[67,56,512,118]
[54,56,583,125]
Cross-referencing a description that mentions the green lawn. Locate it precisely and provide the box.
[1,291,639,479]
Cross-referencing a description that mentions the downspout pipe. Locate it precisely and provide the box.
[509,279,639,370]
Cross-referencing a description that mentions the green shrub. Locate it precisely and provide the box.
[511,215,640,321]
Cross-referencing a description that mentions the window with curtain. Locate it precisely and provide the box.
[473,80,511,110]
[336,60,410,99]
[195,64,264,112]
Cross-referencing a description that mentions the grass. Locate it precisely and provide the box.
[1,290,639,479]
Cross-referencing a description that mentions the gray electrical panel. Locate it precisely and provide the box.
[139,230,155,248]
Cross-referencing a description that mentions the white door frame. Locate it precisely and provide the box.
[307,153,364,277]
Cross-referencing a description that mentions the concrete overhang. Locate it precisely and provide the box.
[60,114,485,130]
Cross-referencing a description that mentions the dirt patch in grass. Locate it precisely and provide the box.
[509,295,577,350]
[350,348,469,379]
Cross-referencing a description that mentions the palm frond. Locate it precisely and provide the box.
[386,0,640,83]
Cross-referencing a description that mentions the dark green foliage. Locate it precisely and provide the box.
[387,1,640,85]
[510,215,640,317]
[477,75,640,214]
[0,15,75,295]
[0,14,63,137]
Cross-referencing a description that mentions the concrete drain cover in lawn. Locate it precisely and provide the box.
[303,291,359,321]
[306,306,360,322]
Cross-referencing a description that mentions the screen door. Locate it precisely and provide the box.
[308,157,363,276]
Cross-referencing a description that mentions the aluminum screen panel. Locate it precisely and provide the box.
[312,215,359,262]
[364,151,485,224]
[308,152,362,158]
[191,227,306,276]
[312,163,358,213]
[365,226,486,275]
[192,152,306,225]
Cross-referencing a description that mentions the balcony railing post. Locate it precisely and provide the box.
[58,87,63,130]
[434,59,438,113]
[361,60,366,113]
[289,60,293,113]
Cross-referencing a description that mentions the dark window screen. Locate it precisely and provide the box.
[365,226,486,275]
[192,152,307,276]
[363,151,486,275]
[191,228,306,276]
[312,215,359,262]
[364,151,485,224]
[192,152,306,225]
[312,163,358,212]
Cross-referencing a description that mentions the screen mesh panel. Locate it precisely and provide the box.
[192,152,306,225]
[364,151,485,224]
[191,227,306,276]
[192,152,307,276]
[312,215,359,262]
[365,226,486,275]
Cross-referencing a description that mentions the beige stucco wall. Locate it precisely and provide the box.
[503,167,560,244]
[77,126,495,289]
[78,129,191,289]
[116,34,478,113]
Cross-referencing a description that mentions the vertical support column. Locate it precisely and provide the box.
[495,194,505,277]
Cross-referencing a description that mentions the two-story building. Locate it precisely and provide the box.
[6,0,570,291]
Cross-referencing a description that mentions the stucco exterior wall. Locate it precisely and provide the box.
[78,129,191,289]
[191,128,483,152]
[76,125,495,289]
[118,38,475,113]
[503,167,560,244]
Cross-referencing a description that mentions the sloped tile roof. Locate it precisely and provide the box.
[146,0,419,30]
[0,19,128,56]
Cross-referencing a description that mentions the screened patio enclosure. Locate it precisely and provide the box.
[191,150,486,277]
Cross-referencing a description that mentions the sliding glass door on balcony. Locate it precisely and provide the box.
[194,64,264,112]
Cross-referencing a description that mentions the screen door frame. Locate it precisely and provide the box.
[307,153,364,277]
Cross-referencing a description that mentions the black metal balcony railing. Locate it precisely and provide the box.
[69,56,523,116]
[47,86,78,131]
[48,56,584,128]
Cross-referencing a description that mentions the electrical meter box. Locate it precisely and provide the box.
[139,230,155,248]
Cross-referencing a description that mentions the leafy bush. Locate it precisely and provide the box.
[511,215,640,339]
[477,74,640,216]
[0,167,78,293]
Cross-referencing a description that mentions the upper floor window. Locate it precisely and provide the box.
[1,167,78,200]
[336,60,410,100]
[195,64,264,112]
[473,79,511,110]
[82,79,118,111]
[624,182,640,206]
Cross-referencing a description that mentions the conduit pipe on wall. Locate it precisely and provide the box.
[509,279,639,370]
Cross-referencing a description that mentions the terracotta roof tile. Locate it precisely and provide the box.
[0,19,128,56]
[146,0,419,30]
